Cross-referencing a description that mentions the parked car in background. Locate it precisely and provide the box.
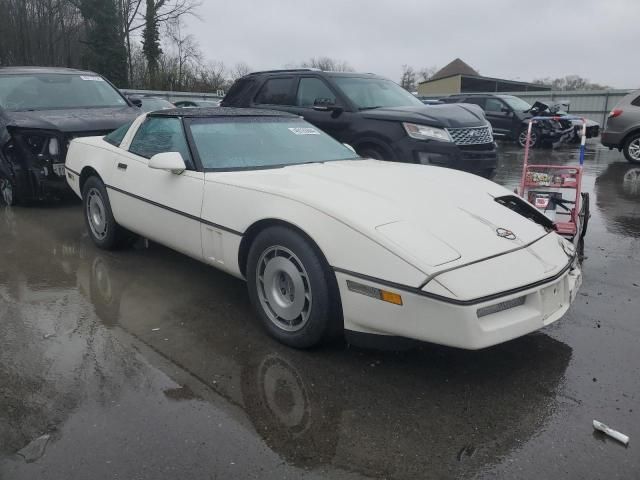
[130,95,175,113]
[550,101,600,143]
[0,67,139,205]
[65,107,581,349]
[222,69,498,178]
[601,89,640,163]
[174,99,221,108]
[442,94,575,148]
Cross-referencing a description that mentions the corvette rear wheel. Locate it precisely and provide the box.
[247,226,335,348]
[82,176,130,250]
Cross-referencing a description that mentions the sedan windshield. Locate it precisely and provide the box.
[0,73,127,111]
[188,117,360,170]
[502,96,532,112]
[333,77,424,110]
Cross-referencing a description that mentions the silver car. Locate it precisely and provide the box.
[601,89,640,163]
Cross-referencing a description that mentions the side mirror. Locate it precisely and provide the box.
[313,98,343,113]
[501,107,512,115]
[148,152,186,174]
[128,95,143,108]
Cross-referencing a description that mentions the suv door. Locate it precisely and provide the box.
[109,116,204,259]
[483,98,515,137]
[252,76,351,141]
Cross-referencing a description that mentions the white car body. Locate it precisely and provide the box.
[65,111,582,349]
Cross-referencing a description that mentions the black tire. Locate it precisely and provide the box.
[579,192,590,240]
[357,144,391,161]
[517,126,541,148]
[246,226,338,348]
[622,132,640,164]
[82,176,129,250]
[0,177,19,206]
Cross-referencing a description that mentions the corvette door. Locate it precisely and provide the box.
[108,116,204,259]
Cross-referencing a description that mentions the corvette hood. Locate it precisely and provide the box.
[360,103,488,128]
[5,106,139,133]
[214,160,553,274]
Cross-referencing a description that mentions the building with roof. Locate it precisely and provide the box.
[417,58,550,96]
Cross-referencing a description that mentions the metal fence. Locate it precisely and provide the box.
[120,88,225,103]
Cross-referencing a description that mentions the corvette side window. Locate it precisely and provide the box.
[129,117,193,167]
[104,121,133,147]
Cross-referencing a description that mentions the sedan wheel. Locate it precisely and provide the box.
[256,246,313,333]
[624,134,640,164]
[247,226,337,348]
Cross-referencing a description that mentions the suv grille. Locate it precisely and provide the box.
[446,126,493,145]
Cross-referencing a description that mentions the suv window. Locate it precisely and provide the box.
[485,98,505,113]
[631,95,640,107]
[463,97,486,108]
[296,77,336,107]
[255,78,294,105]
[129,117,192,167]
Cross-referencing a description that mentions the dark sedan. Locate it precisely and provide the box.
[0,66,139,205]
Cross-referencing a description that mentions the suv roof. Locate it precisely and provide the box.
[245,69,381,79]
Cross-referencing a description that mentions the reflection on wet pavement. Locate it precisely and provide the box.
[1,142,639,479]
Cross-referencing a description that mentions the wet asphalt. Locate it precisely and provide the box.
[1,142,639,479]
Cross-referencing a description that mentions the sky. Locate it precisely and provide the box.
[183,0,639,89]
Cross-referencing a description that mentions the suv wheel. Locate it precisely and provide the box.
[357,144,392,161]
[518,126,540,148]
[623,133,640,164]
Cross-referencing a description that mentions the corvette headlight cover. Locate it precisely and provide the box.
[403,122,452,142]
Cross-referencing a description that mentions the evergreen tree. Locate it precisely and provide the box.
[79,0,128,87]
[142,0,162,89]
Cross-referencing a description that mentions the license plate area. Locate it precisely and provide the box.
[541,280,566,323]
[53,163,65,177]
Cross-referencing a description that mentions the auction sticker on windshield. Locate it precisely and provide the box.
[288,127,320,135]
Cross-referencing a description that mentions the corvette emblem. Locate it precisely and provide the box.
[496,228,516,240]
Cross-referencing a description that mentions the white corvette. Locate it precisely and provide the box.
[65,108,582,349]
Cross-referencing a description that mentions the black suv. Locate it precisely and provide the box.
[442,94,574,148]
[222,70,497,177]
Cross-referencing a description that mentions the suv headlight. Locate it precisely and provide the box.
[403,122,452,142]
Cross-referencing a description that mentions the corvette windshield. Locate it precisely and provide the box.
[188,117,360,170]
[0,73,127,111]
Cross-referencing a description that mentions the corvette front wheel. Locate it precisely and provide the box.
[247,226,336,348]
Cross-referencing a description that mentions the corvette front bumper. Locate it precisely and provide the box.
[335,262,581,350]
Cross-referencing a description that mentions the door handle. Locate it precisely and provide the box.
[117,163,128,171]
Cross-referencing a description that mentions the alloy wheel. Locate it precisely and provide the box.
[86,187,108,240]
[256,245,313,332]
[628,138,640,161]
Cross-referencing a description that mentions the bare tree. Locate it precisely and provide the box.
[400,64,416,91]
[299,56,353,72]
[533,75,610,91]
[166,17,201,88]
[417,66,438,83]
[229,62,252,81]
